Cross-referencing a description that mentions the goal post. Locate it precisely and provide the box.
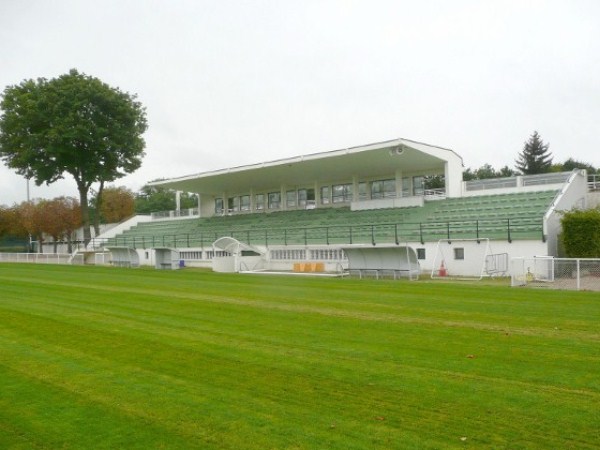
[511,256,555,287]
[431,238,493,280]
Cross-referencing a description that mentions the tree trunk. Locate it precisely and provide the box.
[78,184,92,246]
[93,180,105,237]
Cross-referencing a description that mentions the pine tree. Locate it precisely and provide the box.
[515,131,553,174]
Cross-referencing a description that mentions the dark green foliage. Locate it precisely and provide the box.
[561,208,600,257]
[423,174,444,189]
[0,236,28,252]
[515,131,553,174]
[135,183,197,214]
[497,164,516,177]
[463,164,516,181]
[560,158,597,173]
[0,69,147,243]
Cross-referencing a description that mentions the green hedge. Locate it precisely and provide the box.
[561,208,600,257]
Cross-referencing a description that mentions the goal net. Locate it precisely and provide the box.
[511,257,555,287]
[431,238,494,280]
[511,257,600,290]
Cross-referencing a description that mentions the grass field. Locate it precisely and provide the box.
[0,264,599,449]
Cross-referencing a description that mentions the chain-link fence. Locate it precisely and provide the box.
[511,257,600,291]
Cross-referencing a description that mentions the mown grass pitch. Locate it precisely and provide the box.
[0,264,599,450]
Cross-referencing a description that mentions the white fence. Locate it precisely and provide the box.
[511,257,600,291]
[0,253,72,264]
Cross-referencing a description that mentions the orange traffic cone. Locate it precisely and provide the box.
[438,260,448,277]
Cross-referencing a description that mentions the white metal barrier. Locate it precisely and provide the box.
[0,253,72,264]
[511,257,600,291]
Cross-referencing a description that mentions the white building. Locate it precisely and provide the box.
[93,138,589,277]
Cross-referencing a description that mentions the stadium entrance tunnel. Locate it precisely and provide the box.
[212,237,266,273]
[343,246,420,280]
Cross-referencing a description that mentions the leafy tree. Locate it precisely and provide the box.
[16,201,46,253]
[497,165,516,178]
[515,131,552,174]
[474,164,496,180]
[0,205,9,237]
[560,158,596,173]
[42,197,81,253]
[462,164,516,181]
[0,69,147,244]
[423,175,445,190]
[42,199,67,253]
[0,206,28,252]
[55,197,81,253]
[1,205,27,239]
[462,168,476,181]
[100,186,135,223]
[135,184,197,214]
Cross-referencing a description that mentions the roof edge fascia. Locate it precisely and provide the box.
[149,137,460,187]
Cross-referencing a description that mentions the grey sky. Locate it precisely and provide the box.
[1,0,599,205]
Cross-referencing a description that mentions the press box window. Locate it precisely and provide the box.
[286,190,297,208]
[358,182,368,200]
[299,188,316,208]
[255,194,265,210]
[413,176,425,196]
[332,183,352,203]
[402,177,411,197]
[268,192,281,209]
[320,186,330,204]
[240,195,251,211]
[372,179,395,199]
[215,198,224,214]
[228,196,239,212]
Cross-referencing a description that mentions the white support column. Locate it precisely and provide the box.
[352,176,358,202]
[395,169,403,197]
[315,181,320,205]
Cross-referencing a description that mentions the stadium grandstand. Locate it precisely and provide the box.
[89,137,590,278]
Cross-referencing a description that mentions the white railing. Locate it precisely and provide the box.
[522,172,571,186]
[465,177,517,191]
[589,174,600,191]
[465,172,573,192]
[0,253,72,264]
[423,189,446,200]
[151,208,199,220]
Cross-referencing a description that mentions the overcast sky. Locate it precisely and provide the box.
[1,0,599,205]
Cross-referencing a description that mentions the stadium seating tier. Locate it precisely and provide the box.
[106,190,558,248]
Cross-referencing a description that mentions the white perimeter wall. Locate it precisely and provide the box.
[121,239,548,278]
[409,239,548,275]
[94,215,153,242]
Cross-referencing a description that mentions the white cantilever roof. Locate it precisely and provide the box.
[150,137,463,195]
